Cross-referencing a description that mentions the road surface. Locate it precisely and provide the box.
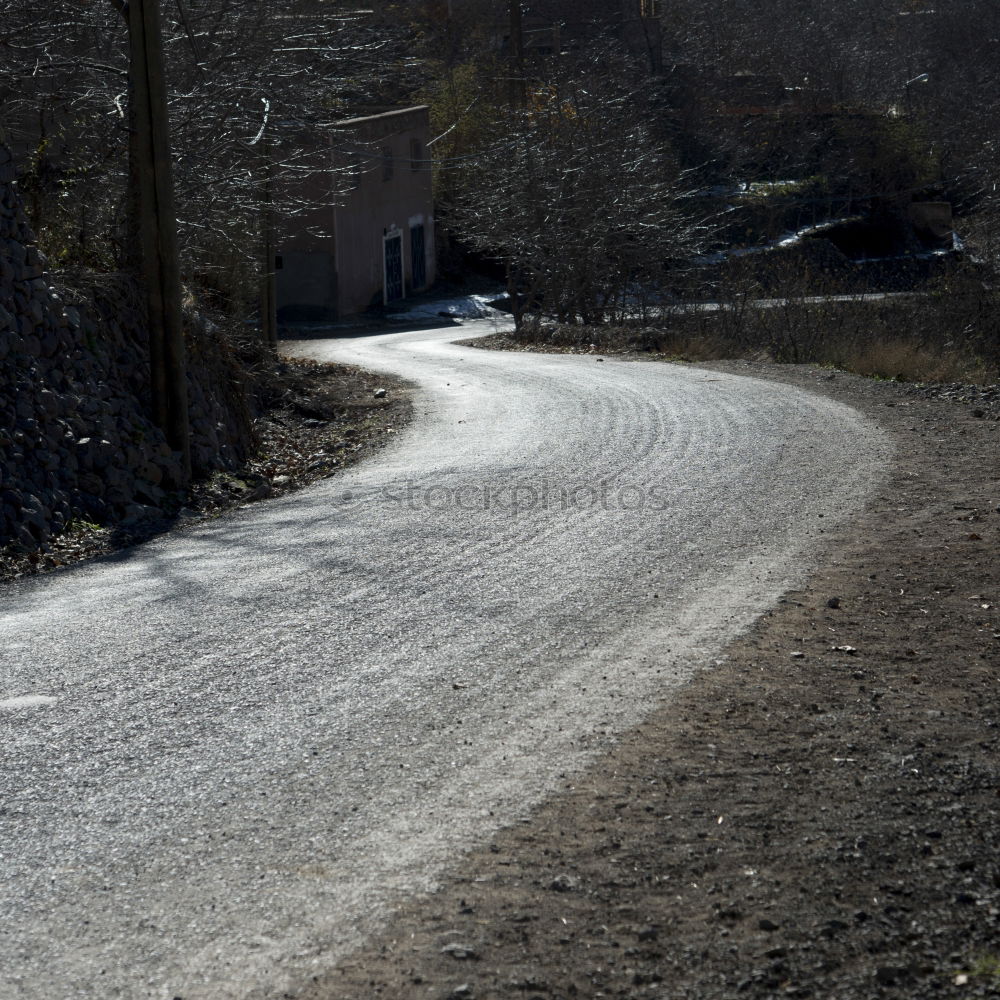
[0,320,890,999]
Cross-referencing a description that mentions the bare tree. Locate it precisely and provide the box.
[453,53,708,328]
[0,1,395,290]
[908,0,1000,260]
[0,0,402,478]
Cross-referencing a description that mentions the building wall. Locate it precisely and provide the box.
[332,106,436,317]
[274,130,339,321]
[275,106,435,321]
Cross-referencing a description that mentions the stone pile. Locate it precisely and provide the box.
[905,380,1000,419]
[0,164,256,551]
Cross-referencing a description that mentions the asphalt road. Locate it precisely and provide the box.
[0,320,890,1000]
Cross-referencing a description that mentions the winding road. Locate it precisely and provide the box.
[0,320,890,999]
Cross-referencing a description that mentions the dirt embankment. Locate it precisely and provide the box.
[297,360,1000,1000]
[0,356,410,583]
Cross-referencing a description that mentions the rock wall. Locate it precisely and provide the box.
[0,152,256,550]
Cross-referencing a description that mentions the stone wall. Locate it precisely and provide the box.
[0,153,256,550]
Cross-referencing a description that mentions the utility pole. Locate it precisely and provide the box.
[259,129,278,349]
[254,4,277,348]
[506,1,528,330]
[128,0,191,484]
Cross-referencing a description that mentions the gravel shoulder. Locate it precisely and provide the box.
[297,355,1000,1000]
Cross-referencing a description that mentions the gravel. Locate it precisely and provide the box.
[298,353,1000,1000]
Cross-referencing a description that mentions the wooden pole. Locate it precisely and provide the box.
[129,0,191,485]
[260,132,278,348]
[256,6,277,349]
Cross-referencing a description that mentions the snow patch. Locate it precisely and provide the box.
[387,293,504,322]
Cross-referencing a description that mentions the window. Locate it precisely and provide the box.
[640,0,660,16]
[383,231,404,302]
[410,224,426,289]
[410,137,423,171]
[382,147,394,181]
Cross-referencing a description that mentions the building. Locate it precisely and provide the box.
[276,106,435,321]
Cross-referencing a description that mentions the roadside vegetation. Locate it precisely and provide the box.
[489,266,1000,385]
[5,1,1000,374]
[407,1,1000,386]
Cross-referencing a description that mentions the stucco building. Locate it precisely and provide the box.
[276,106,435,321]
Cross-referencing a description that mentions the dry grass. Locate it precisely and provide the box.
[821,338,986,384]
[509,273,1000,385]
